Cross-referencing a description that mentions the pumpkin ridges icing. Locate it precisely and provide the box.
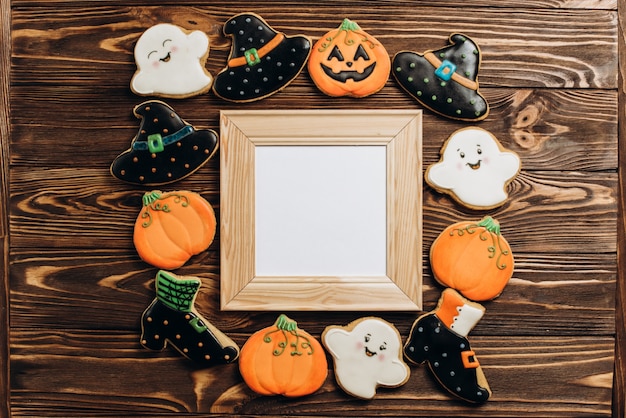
[239,314,328,397]
[430,216,513,301]
[133,190,217,269]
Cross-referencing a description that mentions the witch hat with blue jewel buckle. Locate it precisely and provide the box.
[110,100,218,185]
[392,33,489,121]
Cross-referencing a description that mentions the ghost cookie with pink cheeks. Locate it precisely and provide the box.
[131,23,213,98]
[322,317,410,399]
[426,127,521,210]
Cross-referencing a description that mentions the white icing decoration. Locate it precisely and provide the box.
[427,127,521,208]
[323,318,409,399]
[449,303,485,337]
[131,24,212,97]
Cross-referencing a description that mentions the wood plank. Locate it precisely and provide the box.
[9,330,614,417]
[7,169,618,253]
[7,0,620,9]
[9,6,617,88]
[8,88,618,171]
[7,249,615,336]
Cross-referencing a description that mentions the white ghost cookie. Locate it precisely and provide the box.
[131,23,213,98]
[322,317,410,399]
[426,127,521,210]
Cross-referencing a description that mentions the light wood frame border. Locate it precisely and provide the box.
[220,109,422,311]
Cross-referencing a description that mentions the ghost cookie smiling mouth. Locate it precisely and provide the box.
[323,317,409,399]
[426,127,521,210]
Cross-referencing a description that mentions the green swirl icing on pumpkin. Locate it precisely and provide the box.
[317,18,377,53]
[140,190,190,228]
[449,216,510,270]
[263,314,314,357]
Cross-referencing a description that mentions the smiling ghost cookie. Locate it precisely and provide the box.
[308,18,391,98]
[131,23,213,98]
[393,33,488,121]
[404,288,491,404]
[110,100,218,186]
[322,317,410,399]
[426,127,521,210]
[212,13,311,102]
[140,270,239,367]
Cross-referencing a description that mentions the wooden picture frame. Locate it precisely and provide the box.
[220,109,422,311]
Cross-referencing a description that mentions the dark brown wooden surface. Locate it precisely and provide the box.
[2,1,623,416]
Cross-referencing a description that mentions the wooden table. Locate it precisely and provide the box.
[1,1,624,416]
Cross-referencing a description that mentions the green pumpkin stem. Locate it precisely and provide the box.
[142,190,162,207]
[477,216,501,235]
[339,18,361,32]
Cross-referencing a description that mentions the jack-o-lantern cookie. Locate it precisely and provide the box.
[426,127,521,210]
[212,13,311,102]
[140,270,239,367]
[239,314,328,397]
[133,190,217,270]
[430,216,514,301]
[322,317,410,399]
[110,100,218,186]
[393,33,489,121]
[404,288,491,404]
[131,23,213,98]
[308,19,390,98]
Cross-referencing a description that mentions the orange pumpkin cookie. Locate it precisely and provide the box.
[239,314,328,397]
[430,216,514,301]
[133,190,217,270]
[308,19,390,98]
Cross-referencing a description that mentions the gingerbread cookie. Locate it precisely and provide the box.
[131,23,213,98]
[322,317,409,399]
[393,33,489,121]
[430,216,514,301]
[308,19,390,98]
[239,314,328,397]
[133,190,217,270]
[140,270,239,366]
[404,288,491,404]
[426,127,521,210]
[212,13,311,102]
[110,100,218,185]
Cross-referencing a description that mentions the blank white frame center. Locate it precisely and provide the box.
[255,145,387,276]
[220,109,422,311]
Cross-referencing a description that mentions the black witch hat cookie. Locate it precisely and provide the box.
[140,270,240,367]
[392,34,489,121]
[404,288,491,404]
[212,13,311,102]
[110,100,218,185]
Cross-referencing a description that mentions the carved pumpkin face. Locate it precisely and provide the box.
[308,19,390,97]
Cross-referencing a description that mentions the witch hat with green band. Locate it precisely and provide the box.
[392,34,489,121]
[212,13,311,102]
[110,100,218,185]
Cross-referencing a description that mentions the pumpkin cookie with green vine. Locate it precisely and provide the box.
[430,216,514,301]
[239,314,328,397]
[308,19,391,98]
[133,190,216,270]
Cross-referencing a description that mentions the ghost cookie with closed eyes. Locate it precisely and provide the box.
[131,23,213,98]
[426,127,521,210]
[322,317,410,399]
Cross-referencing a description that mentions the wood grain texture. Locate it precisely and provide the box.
[4,1,621,417]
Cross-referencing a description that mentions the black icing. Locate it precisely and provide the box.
[392,34,489,121]
[110,101,218,186]
[404,313,491,404]
[140,298,239,367]
[213,13,311,102]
